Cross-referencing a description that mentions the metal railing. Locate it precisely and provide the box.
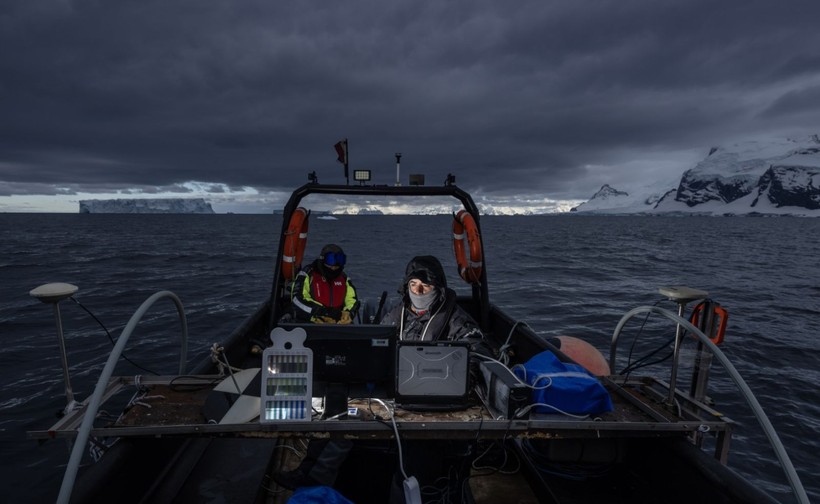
[610,305,808,504]
[57,291,189,504]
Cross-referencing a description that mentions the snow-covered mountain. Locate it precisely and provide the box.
[572,135,820,216]
[79,198,215,214]
[329,198,577,216]
[334,206,385,215]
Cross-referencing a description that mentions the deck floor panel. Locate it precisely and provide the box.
[116,384,212,426]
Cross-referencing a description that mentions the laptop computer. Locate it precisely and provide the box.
[395,340,470,411]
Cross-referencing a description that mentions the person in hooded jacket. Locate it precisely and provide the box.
[378,256,492,502]
[292,244,358,324]
[380,255,490,357]
[274,255,491,499]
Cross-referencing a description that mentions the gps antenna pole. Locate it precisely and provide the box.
[30,283,80,415]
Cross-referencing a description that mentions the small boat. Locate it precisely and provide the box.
[29,177,808,504]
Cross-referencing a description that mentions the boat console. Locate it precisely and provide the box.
[276,323,398,418]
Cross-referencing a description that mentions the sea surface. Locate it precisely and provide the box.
[1,213,818,503]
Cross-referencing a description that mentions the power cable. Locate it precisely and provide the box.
[70,297,159,376]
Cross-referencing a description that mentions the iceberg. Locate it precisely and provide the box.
[79,198,215,214]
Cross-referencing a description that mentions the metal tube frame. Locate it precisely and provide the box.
[56,291,189,504]
[53,303,77,413]
[609,305,809,504]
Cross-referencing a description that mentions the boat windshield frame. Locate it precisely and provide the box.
[267,182,490,331]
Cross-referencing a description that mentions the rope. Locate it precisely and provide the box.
[209,343,242,376]
[209,343,244,394]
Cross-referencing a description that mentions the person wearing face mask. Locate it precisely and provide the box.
[273,256,490,498]
[292,244,358,324]
[377,256,491,502]
[380,255,487,353]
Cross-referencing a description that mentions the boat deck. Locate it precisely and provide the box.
[30,373,734,462]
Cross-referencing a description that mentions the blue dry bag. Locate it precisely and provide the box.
[513,350,613,415]
[286,486,354,504]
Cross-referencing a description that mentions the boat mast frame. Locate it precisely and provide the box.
[267,181,491,332]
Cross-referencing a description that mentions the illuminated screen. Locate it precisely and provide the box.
[277,323,398,416]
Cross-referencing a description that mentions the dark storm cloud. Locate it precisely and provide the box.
[759,85,820,119]
[2,0,819,205]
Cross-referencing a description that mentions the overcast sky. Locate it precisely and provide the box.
[2,0,819,213]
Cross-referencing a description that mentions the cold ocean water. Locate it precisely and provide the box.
[1,213,818,503]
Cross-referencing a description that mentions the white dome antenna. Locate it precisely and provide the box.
[30,282,79,414]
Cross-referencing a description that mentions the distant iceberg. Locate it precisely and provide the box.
[79,198,215,214]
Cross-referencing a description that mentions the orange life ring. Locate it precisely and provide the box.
[452,209,483,283]
[281,207,309,281]
[691,304,728,345]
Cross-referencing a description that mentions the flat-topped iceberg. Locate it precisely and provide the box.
[79,198,215,214]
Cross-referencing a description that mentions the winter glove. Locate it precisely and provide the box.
[311,305,342,321]
[338,310,353,324]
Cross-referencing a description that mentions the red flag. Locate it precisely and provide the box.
[334,140,347,165]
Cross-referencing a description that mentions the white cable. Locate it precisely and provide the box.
[369,398,409,481]
[498,321,528,365]
[398,306,405,341]
[474,354,532,388]
[514,402,590,420]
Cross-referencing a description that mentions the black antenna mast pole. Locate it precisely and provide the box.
[345,139,350,185]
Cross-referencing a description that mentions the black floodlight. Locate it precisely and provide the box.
[353,170,371,183]
[409,174,425,186]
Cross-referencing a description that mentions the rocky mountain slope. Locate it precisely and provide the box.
[572,135,820,215]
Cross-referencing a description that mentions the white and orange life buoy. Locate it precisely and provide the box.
[452,209,483,283]
[281,207,309,281]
